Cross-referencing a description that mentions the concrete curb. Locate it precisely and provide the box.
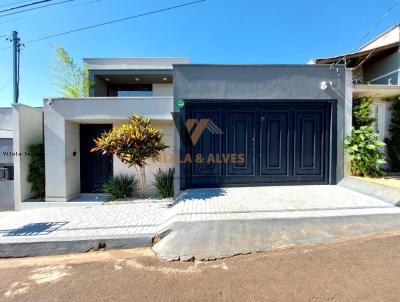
[339,177,400,206]
[0,234,154,258]
[153,214,400,261]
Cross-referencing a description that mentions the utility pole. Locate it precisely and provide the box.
[11,31,21,104]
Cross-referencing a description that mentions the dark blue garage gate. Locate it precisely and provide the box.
[184,101,335,188]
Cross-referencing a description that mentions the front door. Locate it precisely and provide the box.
[80,124,113,193]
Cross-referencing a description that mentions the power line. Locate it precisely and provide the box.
[0,0,55,13]
[0,0,205,49]
[358,0,400,47]
[0,0,75,18]
[331,0,400,68]
[0,0,101,25]
[0,75,12,95]
[0,1,33,9]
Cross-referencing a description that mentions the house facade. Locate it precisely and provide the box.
[312,23,400,144]
[173,64,351,191]
[4,58,352,207]
[43,58,187,201]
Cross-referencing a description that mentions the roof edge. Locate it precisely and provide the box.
[360,23,400,50]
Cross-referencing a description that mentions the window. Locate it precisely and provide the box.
[0,165,13,180]
[108,84,153,97]
[372,103,385,141]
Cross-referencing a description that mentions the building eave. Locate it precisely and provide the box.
[313,42,400,65]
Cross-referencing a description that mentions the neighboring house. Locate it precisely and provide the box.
[0,108,14,210]
[0,108,13,179]
[311,23,400,143]
[8,58,352,206]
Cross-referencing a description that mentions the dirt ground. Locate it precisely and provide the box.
[1,232,400,302]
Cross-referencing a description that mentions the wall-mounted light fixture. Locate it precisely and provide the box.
[320,81,329,90]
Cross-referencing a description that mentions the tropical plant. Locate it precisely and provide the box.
[27,143,45,198]
[344,96,386,177]
[385,97,400,171]
[51,45,92,97]
[344,126,386,176]
[101,174,139,201]
[153,168,174,198]
[91,115,169,195]
[352,96,375,128]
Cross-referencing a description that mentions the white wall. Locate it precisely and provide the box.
[0,181,14,211]
[113,120,175,193]
[344,69,353,177]
[44,97,173,121]
[65,121,80,197]
[13,104,43,207]
[0,108,13,139]
[44,107,67,201]
[44,97,173,201]
[44,116,81,201]
[84,58,189,70]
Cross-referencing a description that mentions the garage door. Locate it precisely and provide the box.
[184,101,334,188]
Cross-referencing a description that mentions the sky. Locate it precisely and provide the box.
[0,0,399,107]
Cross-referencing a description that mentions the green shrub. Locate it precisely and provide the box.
[344,126,386,177]
[27,143,45,198]
[345,96,386,177]
[153,168,174,198]
[101,174,139,201]
[385,97,400,171]
[352,96,375,128]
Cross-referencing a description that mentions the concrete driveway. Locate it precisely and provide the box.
[154,185,400,260]
[171,185,400,221]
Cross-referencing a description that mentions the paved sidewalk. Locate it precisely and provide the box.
[0,201,172,257]
[172,185,400,222]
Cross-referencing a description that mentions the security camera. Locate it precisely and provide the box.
[47,99,53,107]
[320,81,328,90]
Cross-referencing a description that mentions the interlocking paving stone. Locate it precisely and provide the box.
[1,185,400,258]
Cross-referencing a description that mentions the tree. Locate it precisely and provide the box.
[385,97,400,171]
[51,45,92,97]
[91,115,169,195]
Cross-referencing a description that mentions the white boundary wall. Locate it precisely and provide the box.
[13,104,43,209]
